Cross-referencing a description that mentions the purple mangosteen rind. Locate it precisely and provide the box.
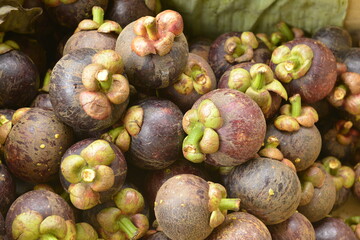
[49,48,129,132]
[189,88,266,167]
[0,162,16,217]
[269,38,337,104]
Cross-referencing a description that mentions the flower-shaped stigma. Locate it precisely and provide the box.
[75,6,122,34]
[223,32,259,63]
[131,10,184,56]
[227,63,288,115]
[61,140,116,210]
[182,99,223,163]
[274,94,318,132]
[207,182,240,228]
[42,0,77,7]
[79,50,130,120]
[97,188,149,240]
[271,44,314,83]
[12,211,76,240]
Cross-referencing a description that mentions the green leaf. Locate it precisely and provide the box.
[0,0,42,34]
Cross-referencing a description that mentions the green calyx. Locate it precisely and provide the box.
[224,32,259,63]
[174,64,213,95]
[274,94,318,132]
[228,63,287,115]
[0,32,20,54]
[76,6,122,33]
[271,44,314,83]
[61,140,116,209]
[75,223,99,240]
[80,50,129,120]
[335,120,358,145]
[113,188,145,215]
[258,136,284,160]
[208,182,240,228]
[182,99,223,163]
[12,211,75,240]
[322,156,355,190]
[0,115,12,145]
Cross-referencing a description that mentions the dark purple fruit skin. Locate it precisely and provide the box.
[31,93,53,110]
[128,98,185,170]
[269,38,337,104]
[0,163,16,217]
[0,109,15,121]
[0,50,39,109]
[265,124,322,172]
[313,217,357,240]
[206,211,272,240]
[224,157,301,225]
[157,53,217,113]
[59,138,127,204]
[189,37,212,61]
[297,170,336,223]
[5,190,75,239]
[333,187,351,211]
[49,48,129,132]
[0,213,4,238]
[339,47,360,74]
[106,0,155,28]
[267,212,316,240]
[352,164,360,200]
[45,0,108,29]
[115,22,189,89]
[63,31,118,55]
[143,158,210,210]
[217,62,282,120]
[4,108,75,184]
[143,231,171,240]
[192,89,266,167]
[154,174,213,240]
[312,26,352,59]
[208,32,270,80]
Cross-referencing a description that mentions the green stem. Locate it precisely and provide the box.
[251,71,265,90]
[233,44,245,58]
[277,21,294,41]
[191,69,204,82]
[41,69,52,92]
[92,6,104,25]
[39,234,58,240]
[183,122,205,163]
[270,32,283,46]
[143,17,158,41]
[99,76,112,92]
[186,122,205,147]
[107,127,123,142]
[339,121,353,135]
[346,216,360,226]
[218,198,240,211]
[264,136,280,148]
[0,115,9,125]
[290,94,301,117]
[118,216,139,239]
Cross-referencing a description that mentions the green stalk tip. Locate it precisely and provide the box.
[218,198,240,212]
[290,94,302,117]
[118,216,139,239]
[92,6,104,25]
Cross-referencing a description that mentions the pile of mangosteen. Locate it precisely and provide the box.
[2,0,360,239]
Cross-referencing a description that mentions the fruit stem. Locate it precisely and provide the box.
[218,198,241,212]
[277,21,294,41]
[92,6,104,25]
[290,94,301,117]
[251,70,266,90]
[339,121,353,135]
[97,70,112,91]
[183,122,205,163]
[118,216,139,239]
[41,69,52,92]
[346,216,360,225]
[143,17,158,41]
[191,68,204,82]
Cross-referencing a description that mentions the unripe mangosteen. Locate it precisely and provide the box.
[208,31,271,79]
[182,88,266,167]
[59,138,127,210]
[157,53,217,113]
[5,189,75,240]
[63,6,122,55]
[206,211,272,240]
[269,38,337,103]
[42,0,108,29]
[154,174,240,240]
[102,98,185,170]
[224,157,301,225]
[0,45,39,109]
[312,26,352,59]
[115,10,189,89]
[313,217,357,240]
[106,0,160,28]
[267,212,315,240]
[0,162,16,217]
[49,48,130,132]
[4,108,75,184]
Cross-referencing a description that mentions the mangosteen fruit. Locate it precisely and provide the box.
[189,37,212,61]
[4,108,75,184]
[157,53,217,113]
[115,9,189,89]
[206,211,272,240]
[269,38,337,103]
[63,6,122,55]
[339,48,360,74]
[182,88,266,167]
[314,217,357,240]
[0,161,16,217]
[267,212,315,240]
[59,138,127,210]
[143,231,171,240]
[49,48,130,132]
[224,157,301,225]
[102,98,184,170]
[5,189,75,239]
